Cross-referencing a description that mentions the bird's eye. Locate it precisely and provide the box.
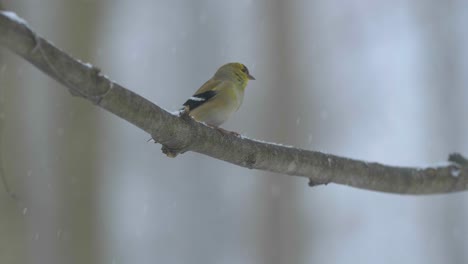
[241,66,248,73]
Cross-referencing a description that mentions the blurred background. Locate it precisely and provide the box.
[1,0,468,263]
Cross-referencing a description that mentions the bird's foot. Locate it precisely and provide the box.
[212,126,240,137]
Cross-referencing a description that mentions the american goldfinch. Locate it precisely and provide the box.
[181,62,255,127]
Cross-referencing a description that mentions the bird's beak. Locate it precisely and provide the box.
[247,73,256,80]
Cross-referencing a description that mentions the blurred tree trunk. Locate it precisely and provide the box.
[3,1,60,264]
[1,1,101,263]
[254,1,309,263]
[414,1,467,263]
[177,2,224,263]
[53,2,101,264]
[0,1,28,263]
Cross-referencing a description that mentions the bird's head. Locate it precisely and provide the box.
[214,62,255,87]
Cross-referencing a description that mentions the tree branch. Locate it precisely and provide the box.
[0,11,467,195]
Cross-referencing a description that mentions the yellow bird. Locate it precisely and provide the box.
[181,62,255,127]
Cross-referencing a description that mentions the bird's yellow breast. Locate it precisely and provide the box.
[189,82,244,126]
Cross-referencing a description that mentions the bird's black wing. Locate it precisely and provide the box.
[182,90,217,111]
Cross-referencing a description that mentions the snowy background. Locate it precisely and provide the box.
[1,0,468,263]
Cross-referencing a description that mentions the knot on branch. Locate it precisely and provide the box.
[153,108,193,158]
[308,178,329,187]
[449,153,468,167]
[161,145,188,158]
[448,153,468,179]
